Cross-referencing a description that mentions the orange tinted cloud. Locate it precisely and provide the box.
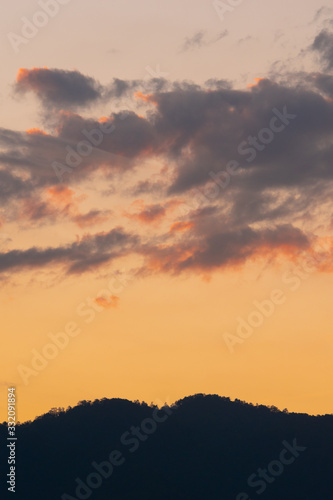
[73,210,111,228]
[125,199,184,225]
[98,116,114,123]
[26,128,47,136]
[247,77,265,88]
[143,243,199,274]
[169,221,194,233]
[305,237,333,273]
[16,67,49,83]
[94,295,120,309]
[124,201,166,224]
[134,91,157,105]
[47,185,78,212]
[18,186,108,228]
[47,186,109,228]
[20,198,54,221]
[16,68,29,82]
[18,186,79,224]
[142,226,310,277]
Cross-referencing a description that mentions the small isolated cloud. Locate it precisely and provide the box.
[180,30,228,52]
[181,30,206,51]
[238,35,256,45]
[94,294,119,309]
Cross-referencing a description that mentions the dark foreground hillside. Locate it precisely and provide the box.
[1,394,332,499]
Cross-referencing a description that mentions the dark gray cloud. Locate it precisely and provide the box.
[3,25,333,283]
[3,70,333,230]
[309,72,333,98]
[56,111,158,159]
[4,66,333,213]
[0,119,136,205]
[15,68,169,112]
[312,29,333,70]
[15,68,103,110]
[105,77,169,100]
[141,224,310,275]
[180,225,309,271]
[205,78,232,90]
[0,228,138,276]
[159,78,333,194]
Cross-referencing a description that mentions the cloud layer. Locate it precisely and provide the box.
[2,26,333,283]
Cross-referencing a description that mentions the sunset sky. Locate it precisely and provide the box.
[1,0,333,422]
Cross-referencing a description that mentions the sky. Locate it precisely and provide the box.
[1,0,333,422]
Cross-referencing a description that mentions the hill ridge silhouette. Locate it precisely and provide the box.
[1,394,332,499]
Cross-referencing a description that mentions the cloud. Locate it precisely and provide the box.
[310,72,333,98]
[312,7,333,24]
[180,30,228,52]
[73,210,111,229]
[14,69,169,114]
[124,199,182,225]
[205,78,232,90]
[142,225,310,276]
[130,179,166,196]
[105,78,168,101]
[0,228,139,276]
[3,27,333,285]
[157,78,333,195]
[94,294,119,309]
[14,184,111,229]
[26,128,47,136]
[0,113,143,205]
[311,29,333,70]
[169,221,194,233]
[124,201,166,224]
[181,30,206,51]
[238,35,257,45]
[3,63,333,225]
[55,110,157,159]
[15,67,103,110]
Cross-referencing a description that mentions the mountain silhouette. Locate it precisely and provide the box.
[1,394,332,499]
